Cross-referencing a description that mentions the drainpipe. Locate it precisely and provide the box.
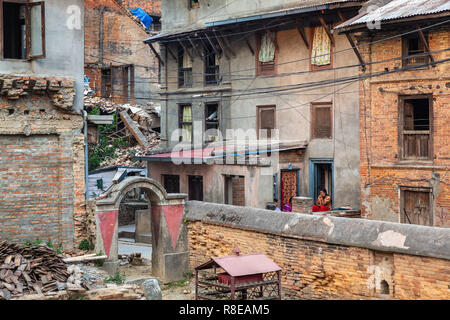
[82,110,89,200]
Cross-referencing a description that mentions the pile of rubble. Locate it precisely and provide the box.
[0,241,82,300]
[85,94,161,167]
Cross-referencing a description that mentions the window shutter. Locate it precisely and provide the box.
[313,105,332,138]
[26,1,45,59]
[403,102,414,130]
[260,108,275,130]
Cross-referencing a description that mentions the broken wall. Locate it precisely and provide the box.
[0,75,85,250]
[185,201,450,300]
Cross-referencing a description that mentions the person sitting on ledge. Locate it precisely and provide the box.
[282,197,293,212]
[313,188,331,212]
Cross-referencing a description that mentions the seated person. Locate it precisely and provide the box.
[273,198,281,212]
[282,197,293,212]
[312,188,331,212]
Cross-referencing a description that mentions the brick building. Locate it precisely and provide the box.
[0,0,86,249]
[336,0,450,227]
[84,0,161,105]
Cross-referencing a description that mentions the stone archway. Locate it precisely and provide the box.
[94,176,189,283]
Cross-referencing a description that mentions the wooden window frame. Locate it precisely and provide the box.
[398,95,433,161]
[205,102,220,142]
[256,31,278,76]
[204,45,219,86]
[399,186,433,226]
[188,0,199,9]
[256,105,276,139]
[162,174,180,194]
[0,0,45,60]
[178,46,193,88]
[401,32,429,68]
[178,104,193,143]
[310,102,333,139]
[309,26,334,71]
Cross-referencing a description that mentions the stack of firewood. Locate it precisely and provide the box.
[0,241,70,300]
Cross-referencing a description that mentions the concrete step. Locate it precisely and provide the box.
[135,233,152,244]
[118,231,135,239]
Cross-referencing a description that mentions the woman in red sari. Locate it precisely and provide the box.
[312,188,331,212]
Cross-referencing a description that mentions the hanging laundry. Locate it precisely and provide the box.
[311,26,331,66]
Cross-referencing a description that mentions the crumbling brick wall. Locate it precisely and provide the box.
[0,75,85,250]
[186,202,450,300]
[357,27,450,227]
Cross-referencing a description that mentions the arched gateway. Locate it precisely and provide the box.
[94,176,189,283]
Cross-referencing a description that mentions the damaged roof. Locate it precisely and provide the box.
[335,0,450,30]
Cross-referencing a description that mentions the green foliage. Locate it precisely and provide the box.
[33,239,43,246]
[78,239,94,251]
[88,107,100,116]
[105,272,125,285]
[163,272,193,290]
[23,241,32,247]
[94,251,105,267]
[88,114,130,171]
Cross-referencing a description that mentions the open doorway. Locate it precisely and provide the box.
[309,159,334,207]
[117,187,152,260]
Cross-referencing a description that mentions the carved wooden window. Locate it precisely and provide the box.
[399,95,432,160]
[1,0,45,60]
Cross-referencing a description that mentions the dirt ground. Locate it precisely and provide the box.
[117,259,195,300]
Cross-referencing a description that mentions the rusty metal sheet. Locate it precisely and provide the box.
[212,254,281,277]
[337,0,450,28]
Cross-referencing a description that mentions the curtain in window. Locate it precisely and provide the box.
[182,106,192,142]
[258,32,275,63]
[311,26,331,66]
[183,49,192,68]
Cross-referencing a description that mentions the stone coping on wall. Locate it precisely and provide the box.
[185,201,450,261]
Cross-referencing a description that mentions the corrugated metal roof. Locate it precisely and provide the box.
[336,0,450,28]
[211,254,281,277]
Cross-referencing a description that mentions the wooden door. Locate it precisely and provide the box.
[280,170,298,207]
[401,190,432,226]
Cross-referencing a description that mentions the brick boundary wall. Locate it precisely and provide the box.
[185,201,450,300]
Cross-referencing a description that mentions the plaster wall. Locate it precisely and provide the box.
[0,0,85,112]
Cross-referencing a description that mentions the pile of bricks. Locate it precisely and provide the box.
[0,241,71,300]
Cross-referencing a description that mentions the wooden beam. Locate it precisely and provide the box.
[337,11,366,71]
[213,30,230,60]
[416,25,434,64]
[245,39,254,56]
[337,10,346,22]
[266,30,279,52]
[318,15,335,45]
[177,39,193,61]
[218,31,236,57]
[166,45,177,62]
[295,20,309,49]
[188,36,204,58]
[345,33,366,72]
[147,43,164,66]
[205,32,221,56]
